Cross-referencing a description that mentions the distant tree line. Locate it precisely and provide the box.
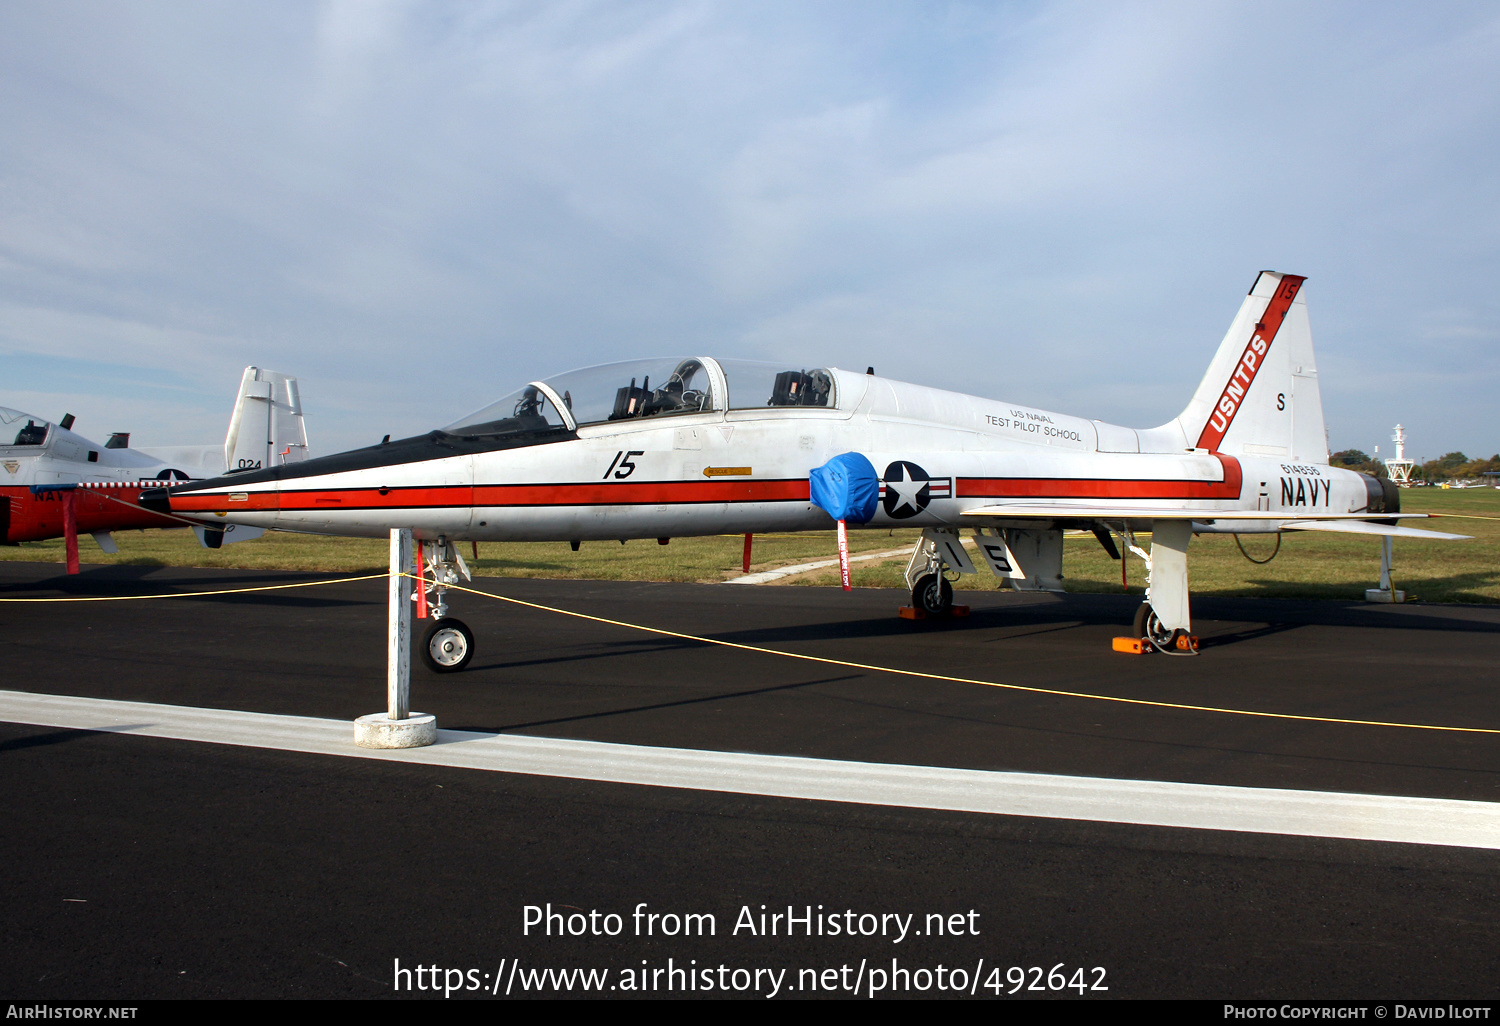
[1331,450,1500,482]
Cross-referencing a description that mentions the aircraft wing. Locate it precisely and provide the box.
[959,505,1469,540]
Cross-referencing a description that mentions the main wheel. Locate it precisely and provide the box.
[421,617,475,673]
[911,573,954,617]
[1132,602,1181,651]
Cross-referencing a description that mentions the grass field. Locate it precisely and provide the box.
[4,488,1497,603]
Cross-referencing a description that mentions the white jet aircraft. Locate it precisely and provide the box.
[155,272,1465,670]
[2,367,309,566]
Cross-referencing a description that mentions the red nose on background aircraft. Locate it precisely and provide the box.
[152,272,1466,671]
[3,367,309,572]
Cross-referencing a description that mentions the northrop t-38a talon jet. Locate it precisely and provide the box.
[154,271,1466,670]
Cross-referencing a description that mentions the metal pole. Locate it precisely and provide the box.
[389,528,412,720]
[1379,536,1394,596]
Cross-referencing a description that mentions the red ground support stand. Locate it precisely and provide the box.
[62,490,80,575]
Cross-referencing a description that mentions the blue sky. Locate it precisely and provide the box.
[1,1,1496,462]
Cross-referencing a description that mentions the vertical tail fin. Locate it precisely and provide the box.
[1160,271,1327,462]
[222,367,310,473]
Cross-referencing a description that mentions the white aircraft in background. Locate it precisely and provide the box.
[156,272,1465,670]
[2,367,309,568]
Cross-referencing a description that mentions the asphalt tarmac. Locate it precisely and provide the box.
[3,560,1499,1000]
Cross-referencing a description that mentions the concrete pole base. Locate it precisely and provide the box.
[354,712,437,749]
[1364,588,1406,603]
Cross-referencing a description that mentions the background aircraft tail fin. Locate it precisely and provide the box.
[222,367,310,474]
[1156,271,1328,463]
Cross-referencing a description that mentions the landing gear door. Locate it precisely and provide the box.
[973,532,1014,578]
[923,528,975,575]
[986,528,1065,592]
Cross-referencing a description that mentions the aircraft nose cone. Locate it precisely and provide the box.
[139,487,172,515]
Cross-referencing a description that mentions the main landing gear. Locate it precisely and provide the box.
[1124,520,1197,655]
[415,537,476,673]
[1133,601,1191,653]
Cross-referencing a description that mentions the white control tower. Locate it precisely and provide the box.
[1385,424,1415,486]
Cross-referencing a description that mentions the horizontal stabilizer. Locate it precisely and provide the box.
[1281,520,1470,541]
[960,505,1465,540]
[961,504,1433,522]
[192,523,267,548]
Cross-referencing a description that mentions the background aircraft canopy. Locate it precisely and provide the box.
[0,406,50,446]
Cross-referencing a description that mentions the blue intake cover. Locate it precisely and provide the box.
[809,452,879,524]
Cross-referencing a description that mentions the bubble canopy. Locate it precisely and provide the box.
[442,358,835,439]
[0,406,50,447]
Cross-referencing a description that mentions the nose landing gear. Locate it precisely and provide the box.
[415,536,476,673]
[422,618,475,673]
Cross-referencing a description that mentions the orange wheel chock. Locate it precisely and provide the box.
[899,605,970,620]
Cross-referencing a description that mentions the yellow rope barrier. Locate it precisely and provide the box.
[4,563,1494,735]
[438,578,1500,737]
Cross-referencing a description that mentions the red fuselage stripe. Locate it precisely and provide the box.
[171,479,815,513]
[959,455,1242,501]
[169,458,1244,514]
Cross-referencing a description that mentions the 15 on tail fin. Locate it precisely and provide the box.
[1168,271,1327,462]
[222,367,310,473]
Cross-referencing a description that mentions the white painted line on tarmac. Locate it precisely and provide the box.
[5,688,1500,850]
[725,548,910,584]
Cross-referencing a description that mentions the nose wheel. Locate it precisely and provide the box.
[421,617,475,673]
[413,537,477,672]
